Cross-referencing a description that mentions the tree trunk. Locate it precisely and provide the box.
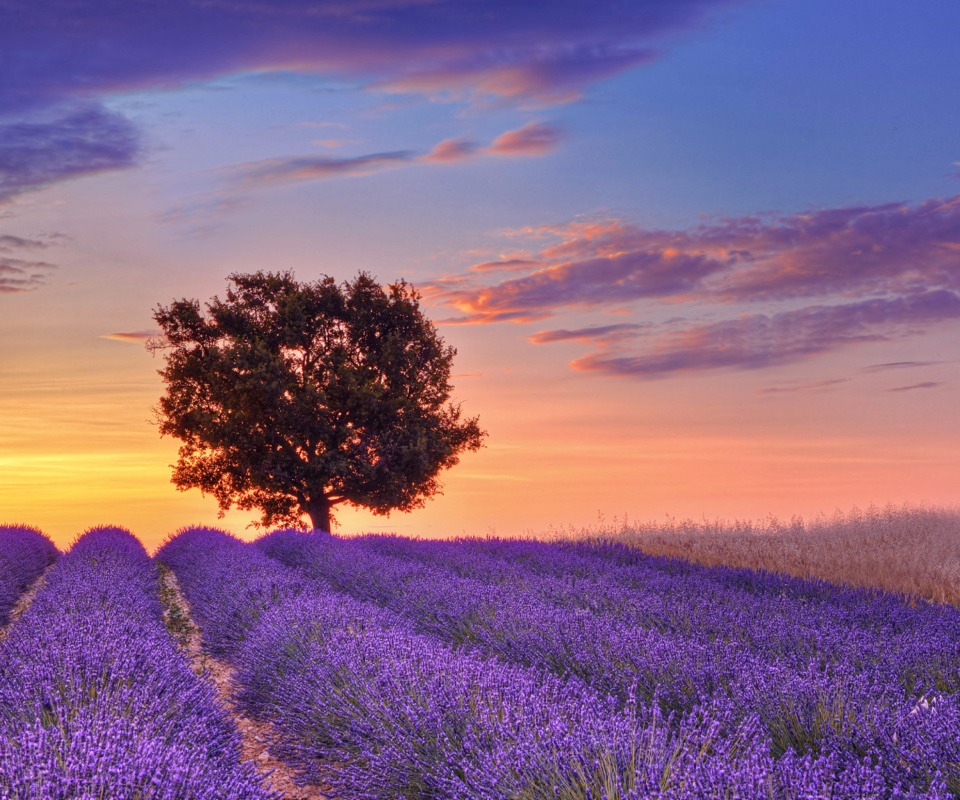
[303,497,332,533]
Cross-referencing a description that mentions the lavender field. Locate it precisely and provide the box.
[1,523,958,799]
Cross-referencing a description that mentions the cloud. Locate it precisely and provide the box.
[0,106,141,205]
[374,47,658,107]
[756,379,849,394]
[863,360,942,372]
[101,331,158,343]
[430,195,960,323]
[166,122,564,227]
[0,234,47,251]
[311,139,360,148]
[528,323,649,346]
[422,137,480,163]
[1,1,740,202]
[426,193,960,378]
[436,248,723,323]
[231,151,416,188]
[469,258,543,272]
[0,257,58,293]
[486,122,563,156]
[0,1,742,116]
[886,382,944,392]
[567,291,960,379]
[229,122,561,189]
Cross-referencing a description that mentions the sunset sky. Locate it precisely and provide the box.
[2,0,960,551]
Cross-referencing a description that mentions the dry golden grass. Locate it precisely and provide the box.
[544,503,960,606]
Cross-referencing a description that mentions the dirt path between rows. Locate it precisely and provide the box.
[0,567,51,641]
[158,567,328,800]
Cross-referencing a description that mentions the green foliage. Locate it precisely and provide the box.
[149,271,486,530]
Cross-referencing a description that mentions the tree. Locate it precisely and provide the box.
[148,271,486,532]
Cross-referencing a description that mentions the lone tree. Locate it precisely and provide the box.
[149,271,486,532]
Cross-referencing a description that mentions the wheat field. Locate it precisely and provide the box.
[544,503,960,606]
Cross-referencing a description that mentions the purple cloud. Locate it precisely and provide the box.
[886,382,944,392]
[0,106,141,205]
[528,323,649,346]
[565,291,960,379]
[166,123,565,230]
[0,1,743,115]
[432,196,960,323]
[437,248,723,323]
[0,257,58,293]
[228,122,563,189]
[469,258,543,272]
[863,360,942,372]
[231,151,417,188]
[756,379,850,394]
[1,1,743,200]
[0,234,47,250]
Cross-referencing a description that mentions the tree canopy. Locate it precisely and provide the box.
[149,271,486,532]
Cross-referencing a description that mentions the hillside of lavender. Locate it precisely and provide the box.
[1,520,959,799]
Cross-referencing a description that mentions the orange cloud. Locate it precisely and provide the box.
[101,331,158,343]
[486,122,563,157]
[422,137,479,163]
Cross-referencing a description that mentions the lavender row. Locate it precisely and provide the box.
[259,530,960,696]
[257,530,960,794]
[0,525,58,627]
[360,533,960,670]
[359,533,960,717]
[161,527,929,800]
[0,526,272,800]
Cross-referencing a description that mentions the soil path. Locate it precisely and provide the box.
[0,567,51,641]
[158,567,328,800]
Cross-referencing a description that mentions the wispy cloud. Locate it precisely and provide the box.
[422,137,480,163]
[863,360,943,372]
[528,323,650,346]
[565,291,960,379]
[756,379,850,394]
[101,331,158,343]
[0,231,62,292]
[424,193,960,377]
[886,381,944,392]
[0,106,142,205]
[165,123,563,230]
[231,151,416,189]
[0,0,742,201]
[1,1,741,116]
[0,257,58,293]
[229,122,563,189]
[431,196,960,323]
[469,258,543,273]
[0,235,47,251]
[486,122,564,156]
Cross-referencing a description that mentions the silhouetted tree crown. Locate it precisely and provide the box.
[149,271,486,532]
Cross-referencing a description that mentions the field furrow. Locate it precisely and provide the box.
[0,526,274,799]
[164,526,958,799]
[0,525,58,630]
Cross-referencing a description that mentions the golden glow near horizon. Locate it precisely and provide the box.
[3,318,958,553]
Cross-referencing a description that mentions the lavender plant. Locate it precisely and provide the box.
[164,526,955,798]
[0,526,273,799]
[168,526,925,799]
[0,524,57,627]
[257,529,960,796]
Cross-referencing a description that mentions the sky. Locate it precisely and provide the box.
[2,0,960,551]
